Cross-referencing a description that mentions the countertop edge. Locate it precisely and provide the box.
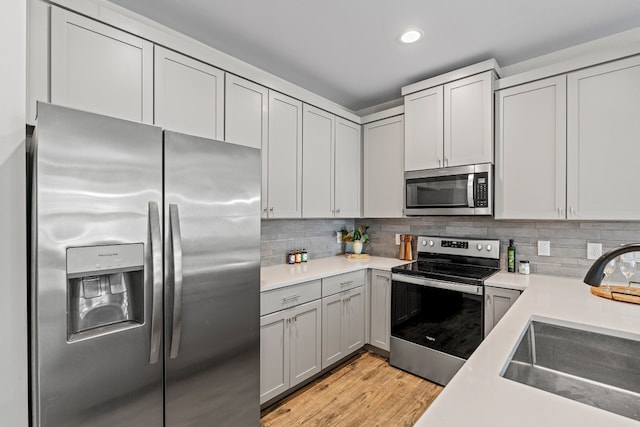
[260,256,413,292]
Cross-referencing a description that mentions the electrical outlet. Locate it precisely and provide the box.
[336,231,342,244]
[395,234,401,245]
[587,242,603,260]
[538,240,551,257]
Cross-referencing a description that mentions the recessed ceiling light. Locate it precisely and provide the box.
[400,29,423,44]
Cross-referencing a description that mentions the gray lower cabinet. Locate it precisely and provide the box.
[321,286,365,369]
[260,297,321,404]
[369,269,391,351]
[484,286,521,337]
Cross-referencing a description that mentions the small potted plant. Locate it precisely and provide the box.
[352,224,370,254]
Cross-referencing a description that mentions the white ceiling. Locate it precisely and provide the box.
[108,0,640,112]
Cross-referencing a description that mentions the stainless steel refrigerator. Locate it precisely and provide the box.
[30,103,260,426]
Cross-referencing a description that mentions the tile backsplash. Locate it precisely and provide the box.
[261,217,640,279]
[261,218,355,267]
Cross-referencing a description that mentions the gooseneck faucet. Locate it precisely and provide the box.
[584,243,640,286]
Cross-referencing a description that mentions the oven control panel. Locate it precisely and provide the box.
[418,236,500,259]
[441,240,468,249]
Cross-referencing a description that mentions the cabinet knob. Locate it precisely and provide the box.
[336,208,340,214]
[269,207,274,213]
[437,158,441,167]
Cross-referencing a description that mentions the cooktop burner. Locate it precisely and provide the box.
[392,260,498,285]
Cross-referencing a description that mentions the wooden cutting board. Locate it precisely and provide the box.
[591,285,640,304]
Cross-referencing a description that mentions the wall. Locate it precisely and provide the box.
[354,218,640,279]
[0,0,28,424]
[261,219,355,266]
[260,217,640,279]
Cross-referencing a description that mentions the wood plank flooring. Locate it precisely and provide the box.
[261,351,443,427]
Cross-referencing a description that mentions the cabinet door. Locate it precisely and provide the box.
[51,7,152,123]
[154,46,224,140]
[369,270,391,351]
[321,292,345,369]
[225,75,269,216]
[225,74,268,149]
[344,287,365,355]
[363,116,404,217]
[267,91,303,218]
[444,71,494,167]
[567,56,640,220]
[334,118,361,218]
[289,300,322,388]
[260,310,290,404]
[495,76,567,219]
[404,87,444,170]
[302,105,334,218]
[484,286,521,337]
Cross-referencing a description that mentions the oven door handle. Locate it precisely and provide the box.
[392,273,483,295]
[467,173,475,208]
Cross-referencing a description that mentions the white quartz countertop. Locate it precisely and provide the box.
[261,255,412,292]
[485,270,534,291]
[414,274,640,427]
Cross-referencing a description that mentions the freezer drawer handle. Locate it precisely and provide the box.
[149,201,163,364]
[169,204,184,359]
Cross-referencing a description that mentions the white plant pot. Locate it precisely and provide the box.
[353,240,363,254]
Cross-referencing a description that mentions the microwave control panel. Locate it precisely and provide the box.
[475,173,489,208]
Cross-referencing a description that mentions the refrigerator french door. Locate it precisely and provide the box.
[31,103,260,426]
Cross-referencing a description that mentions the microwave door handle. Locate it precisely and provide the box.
[467,173,475,208]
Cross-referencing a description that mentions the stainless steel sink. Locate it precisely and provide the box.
[501,317,640,421]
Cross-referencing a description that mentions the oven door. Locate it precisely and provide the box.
[390,274,483,360]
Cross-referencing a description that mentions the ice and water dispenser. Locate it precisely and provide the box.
[66,244,144,340]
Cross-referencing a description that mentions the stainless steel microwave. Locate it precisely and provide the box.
[404,163,493,216]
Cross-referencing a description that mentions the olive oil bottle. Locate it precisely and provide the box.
[507,239,516,272]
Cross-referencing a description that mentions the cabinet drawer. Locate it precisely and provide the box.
[261,280,321,316]
[322,270,365,297]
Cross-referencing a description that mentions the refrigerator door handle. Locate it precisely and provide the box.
[169,204,184,359]
[149,201,163,364]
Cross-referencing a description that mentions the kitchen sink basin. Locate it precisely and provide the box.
[501,317,640,421]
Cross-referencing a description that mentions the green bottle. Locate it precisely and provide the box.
[507,239,516,272]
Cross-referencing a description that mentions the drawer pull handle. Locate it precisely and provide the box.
[282,294,301,302]
[340,280,354,287]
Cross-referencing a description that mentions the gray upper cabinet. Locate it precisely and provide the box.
[404,68,495,171]
[303,105,335,218]
[495,76,567,220]
[333,118,361,218]
[266,91,303,219]
[567,55,640,220]
[363,115,404,218]
[50,7,153,123]
[302,105,361,218]
[154,46,224,139]
[404,87,443,171]
[225,74,268,150]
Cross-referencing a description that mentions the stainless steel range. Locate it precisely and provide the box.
[390,236,500,385]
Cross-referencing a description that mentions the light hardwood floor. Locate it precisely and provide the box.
[261,351,443,427]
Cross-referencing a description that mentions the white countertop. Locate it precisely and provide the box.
[415,274,640,427]
[260,255,412,292]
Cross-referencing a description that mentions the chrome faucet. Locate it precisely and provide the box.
[583,243,640,286]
